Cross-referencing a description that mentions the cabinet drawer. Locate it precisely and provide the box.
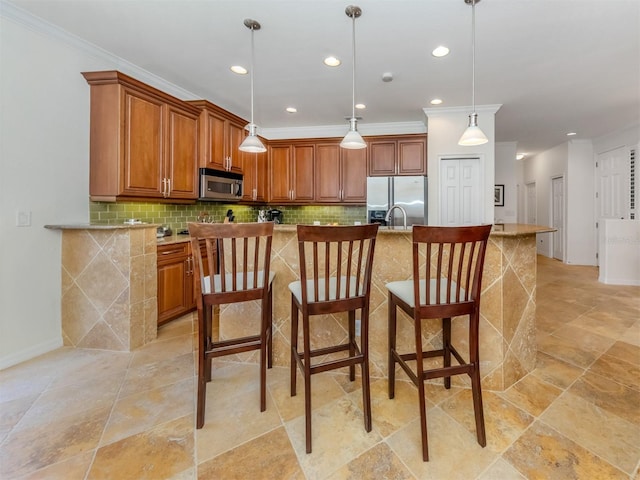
[157,242,189,264]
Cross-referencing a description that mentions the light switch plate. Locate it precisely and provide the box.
[16,210,31,227]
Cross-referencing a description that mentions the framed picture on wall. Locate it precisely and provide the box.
[494,185,505,206]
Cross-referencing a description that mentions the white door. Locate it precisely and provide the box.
[597,146,629,220]
[552,176,564,261]
[526,182,537,224]
[440,158,482,225]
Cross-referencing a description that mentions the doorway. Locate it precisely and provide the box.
[551,176,565,261]
[525,182,536,225]
[440,157,482,225]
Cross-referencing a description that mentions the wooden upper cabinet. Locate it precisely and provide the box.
[268,143,314,203]
[368,134,427,176]
[315,143,366,204]
[166,104,199,199]
[188,100,247,174]
[83,70,200,201]
[122,89,164,197]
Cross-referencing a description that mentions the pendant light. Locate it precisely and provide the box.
[458,0,488,146]
[239,19,267,153]
[340,5,366,150]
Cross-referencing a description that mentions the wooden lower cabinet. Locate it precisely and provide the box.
[157,242,194,326]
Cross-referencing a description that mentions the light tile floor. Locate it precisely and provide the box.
[1,256,639,479]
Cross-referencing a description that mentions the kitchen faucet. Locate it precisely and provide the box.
[385,205,408,230]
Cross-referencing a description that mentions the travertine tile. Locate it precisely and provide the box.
[569,370,640,426]
[0,406,111,478]
[198,427,304,480]
[269,368,345,422]
[498,374,562,417]
[441,389,533,453]
[589,351,640,391]
[532,351,584,389]
[196,381,281,463]
[477,458,526,480]
[541,391,640,474]
[285,396,382,480]
[387,408,497,479]
[503,420,628,479]
[325,441,414,480]
[18,451,95,480]
[100,377,194,446]
[89,415,194,479]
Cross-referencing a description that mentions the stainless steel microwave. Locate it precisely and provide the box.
[199,168,243,201]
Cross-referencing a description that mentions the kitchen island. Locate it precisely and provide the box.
[47,222,553,390]
[223,223,554,391]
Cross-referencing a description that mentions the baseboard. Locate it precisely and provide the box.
[0,338,63,370]
[598,275,640,286]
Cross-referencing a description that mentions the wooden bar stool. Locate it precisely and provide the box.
[189,222,275,429]
[386,224,492,461]
[289,224,378,453]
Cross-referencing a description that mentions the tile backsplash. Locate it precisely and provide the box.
[90,201,367,231]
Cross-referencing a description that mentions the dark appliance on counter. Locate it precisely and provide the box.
[368,210,388,226]
[199,168,243,201]
[266,209,283,224]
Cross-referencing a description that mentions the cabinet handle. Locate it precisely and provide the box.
[160,249,183,255]
[161,178,166,197]
[253,188,257,201]
[166,178,171,197]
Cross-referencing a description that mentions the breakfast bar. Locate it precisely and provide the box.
[47,222,553,391]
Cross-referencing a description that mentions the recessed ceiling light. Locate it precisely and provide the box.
[432,46,450,57]
[430,98,443,105]
[516,154,525,160]
[355,103,366,110]
[324,56,341,67]
[566,132,577,136]
[230,65,247,75]
[286,107,297,113]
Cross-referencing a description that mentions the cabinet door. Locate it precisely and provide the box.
[255,153,268,202]
[202,111,226,171]
[269,145,292,202]
[315,143,341,203]
[292,144,315,202]
[122,89,164,197]
[157,248,190,325]
[397,138,427,175]
[227,121,246,173]
[368,140,396,176]
[166,105,199,199]
[341,148,367,203]
[241,152,268,202]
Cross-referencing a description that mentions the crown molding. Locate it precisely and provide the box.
[262,121,426,140]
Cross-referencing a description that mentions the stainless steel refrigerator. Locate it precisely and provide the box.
[366,176,427,227]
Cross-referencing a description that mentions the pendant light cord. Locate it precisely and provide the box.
[351,13,356,120]
[250,25,256,126]
[471,0,476,114]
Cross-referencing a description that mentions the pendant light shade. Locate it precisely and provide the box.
[341,5,366,150]
[458,0,488,147]
[239,18,266,153]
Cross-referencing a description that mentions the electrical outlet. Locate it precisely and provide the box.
[355,319,361,336]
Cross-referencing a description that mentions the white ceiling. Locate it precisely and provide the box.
[6,0,640,156]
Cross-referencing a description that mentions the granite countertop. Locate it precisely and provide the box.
[45,223,160,230]
[156,223,555,245]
